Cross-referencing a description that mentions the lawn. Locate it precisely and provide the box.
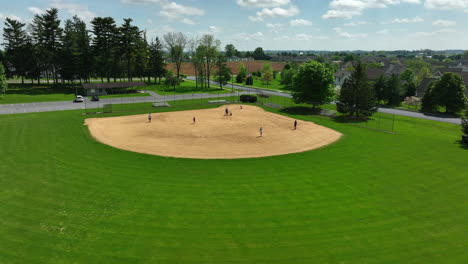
[0,85,77,104]
[147,80,237,95]
[0,102,467,263]
[233,75,288,92]
[0,84,150,104]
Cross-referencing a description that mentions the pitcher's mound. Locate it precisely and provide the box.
[85,105,342,159]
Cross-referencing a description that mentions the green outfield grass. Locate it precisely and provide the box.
[0,103,467,263]
[147,80,236,95]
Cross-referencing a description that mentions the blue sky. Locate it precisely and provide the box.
[1,0,468,51]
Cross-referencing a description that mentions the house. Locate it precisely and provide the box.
[365,67,385,81]
[82,82,146,96]
[417,72,468,97]
[433,67,463,78]
[334,70,351,88]
[416,78,436,97]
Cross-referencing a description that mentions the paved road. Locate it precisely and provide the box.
[0,91,234,115]
[0,78,462,125]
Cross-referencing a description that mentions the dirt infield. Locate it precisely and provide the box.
[85,105,342,159]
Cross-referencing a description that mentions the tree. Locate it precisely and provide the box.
[343,54,355,63]
[280,68,295,89]
[163,32,187,78]
[337,62,377,118]
[291,61,335,108]
[373,75,386,102]
[119,18,141,81]
[225,44,237,58]
[421,83,437,112]
[385,74,404,106]
[461,108,468,135]
[164,70,179,90]
[196,34,220,88]
[431,72,467,114]
[261,63,273,87]
[0,63,7,96]
[215,55,231,89]
[31,8,63,84]
[416,66,431,86]
[236,62,247,83]
[253,47,269,60]
[2,18,29,84]
[463,51,468,60]
[91,17,118,82]
[148,37,166,83]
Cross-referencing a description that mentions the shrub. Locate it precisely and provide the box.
[245,75,253,85]
[236,74,244,83]
[240,94,258,103]
[462,108,468,135]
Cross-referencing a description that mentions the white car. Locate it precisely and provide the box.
[74,95,84,102]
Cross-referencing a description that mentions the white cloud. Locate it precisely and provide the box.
[432,19,456,27]
[249,5,299,21]
[50,0,95,22]
[0,13,22,21]
[121,0,163,3]
[266,23,282,33]
[181,18,195,25]
[234,32,264,42]
[344,21,369,26]
[424,0,468,9]
[295,33,312,41]
[27,7,44,16]
[208,26,221,33]
[339,31,368,38]
[147,18,153,24]
[386,16,424,23]
[413,28,457,37]
[236,0,290,8]
[290,18,312,26]
[323,0,421,19]
[334,26,367,38]
[160,1,205,19]
[266,22,282,28]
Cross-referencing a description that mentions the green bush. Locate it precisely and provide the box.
[240,94,257,103]
[462,108,468,135]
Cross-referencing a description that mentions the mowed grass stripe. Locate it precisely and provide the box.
[1,105,467,263]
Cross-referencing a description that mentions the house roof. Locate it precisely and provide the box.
[365,67,385,80]
[417,78,436,97]
[334,70,351,78]
[82,81,146,89]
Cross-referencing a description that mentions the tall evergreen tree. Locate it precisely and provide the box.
[337,63,377,118]
[2,18,29,84]
[148,37,166,83]
[385,74,404,106]
[32,8,63,84]
[119,18,141,81]
[373,75,386,102]
[91,17,117,82]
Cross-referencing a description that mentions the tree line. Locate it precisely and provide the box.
[0,8,240,88]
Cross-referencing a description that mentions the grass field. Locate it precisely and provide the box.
[1,103,467,263]
[146,80,236,95]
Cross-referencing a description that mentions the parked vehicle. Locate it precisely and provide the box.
[74,95,84,103]
[91,95,100,101]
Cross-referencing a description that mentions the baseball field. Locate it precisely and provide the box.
[1,104,467,263]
